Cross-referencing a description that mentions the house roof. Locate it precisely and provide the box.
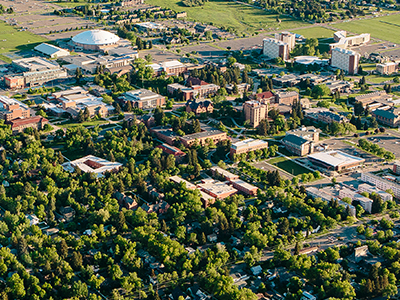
[256,91,275,99]
[186,99,213,110]
[187,77,208,86]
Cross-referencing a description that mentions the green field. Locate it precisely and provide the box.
[334,14,400,44]
[0,21,47,55]
[145,0,306,34]
[58,119,108,129]
[292,26,335,39]
[268,156,310,176]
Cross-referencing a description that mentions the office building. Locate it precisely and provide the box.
[123,89,165,109]
[318,111,348,124]
[361,172,400,199]
[331,48,360,75]
[358,183,393,202]
[7,116,49,134]
[62,155,123,178]
[243,100,268,128]
[263,38,289,60]
[275,31,296,50]
[308,150,365,172]
[230,139,268,157]
[0,95,31,121]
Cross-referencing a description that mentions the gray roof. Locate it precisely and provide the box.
[282,134,310,146]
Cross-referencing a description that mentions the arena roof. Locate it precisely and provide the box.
[72,30,120,46]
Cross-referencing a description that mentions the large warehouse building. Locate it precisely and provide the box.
[72,30,120,51]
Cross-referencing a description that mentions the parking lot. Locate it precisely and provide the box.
[365,132,400,158]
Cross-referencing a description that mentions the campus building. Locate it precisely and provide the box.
[338,187,373,213]
[331,48,360,75]
[263,38,289,60]
[7,116,49,134]
[0,95,31,121]
[167,79,220,100]
[147,60,187,77]
[197,179,238,199]
[243,100,268,128]
[6,57,67,88]
[275,91,299,105]
[308,150,365,172]
[372,107,400,127]
[185,99,214,115]
[393,161,400,175]
[34,43,70,58]
[230,139,268,157]
[281,126,320,156]
[62,155,123,178]
[156,144,186,163]
[72,30,120,51]
[317,111,348,124]
[123,89,165,109]
[179,130,228,147]
[376,62,398,75]
[275,31,296,51]
[210,166,240,181]
[358,183,393,202]
[306,186,356,216]
[330,31,370,50]
[361,172,400,199]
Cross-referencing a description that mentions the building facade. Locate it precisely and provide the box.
[123,89,166,109]
[274,32,296,51]
[7,116,49,134]
[331,48,360,75]
[263,38,289,60]
[243,101,267,128]
[361,172,400,199]
[376,62,397,75]
[230,138,268,157]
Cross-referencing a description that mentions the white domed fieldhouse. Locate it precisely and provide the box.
[72,30,120,46]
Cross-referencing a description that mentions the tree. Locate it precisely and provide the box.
[7,273,25,299]
[154,106,165,125]
[312,84,330,99]
[71,251,83,270]
[116,211,126,232]
[59,239,68,258]
[75,67,83,83]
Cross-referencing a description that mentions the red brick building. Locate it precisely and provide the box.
[7,116,49,134]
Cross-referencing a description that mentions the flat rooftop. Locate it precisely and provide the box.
[62,155,122,178]
[198,180,237,197]
[211,166,238,179]
[125,89,163,101]
[179,129,225,141]
[169,175,196,189]
[13,57,60,71]
[308,150,364,167]
[231,138,268,150]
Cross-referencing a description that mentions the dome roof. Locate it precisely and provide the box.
[72,30,120,45]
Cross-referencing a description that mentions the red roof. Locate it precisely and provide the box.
[187,77,209,86]
[8,116,48,128]
[256,91,275,99]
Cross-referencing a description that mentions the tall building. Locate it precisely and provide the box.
[0,95,31,121]
[331,48,360,75]
[243,100,267,128]
[263,38,289,60]
[376,62,397,75]
[274,32,296,51]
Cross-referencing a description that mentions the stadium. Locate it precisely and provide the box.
[71,30,120,50]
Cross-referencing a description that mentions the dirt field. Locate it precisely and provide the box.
[0,0,99,40]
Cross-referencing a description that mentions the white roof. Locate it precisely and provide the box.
[231,138,268,150]
[161,60,183,68]
[34,43,69,56]
[72,30,120,45]
[308,150,364,167]
[62,155,122,178]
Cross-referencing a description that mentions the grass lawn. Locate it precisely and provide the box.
[0,21,47,54]
[291,26,335,39]
[52,0,103,7]
[268,157,310,176]
[146,0,306,34]
[361,63,376,71]
[333,14,400,44]
[58,120,108,129]
[366,74,394,84]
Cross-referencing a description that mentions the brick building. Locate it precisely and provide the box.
[179,130,227,147]
[185,99,214,115]
[243,100,268,128]
[7,116,49,134]
[0,95,31,121]
[230,138,268,157]
[123,89,165,109]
